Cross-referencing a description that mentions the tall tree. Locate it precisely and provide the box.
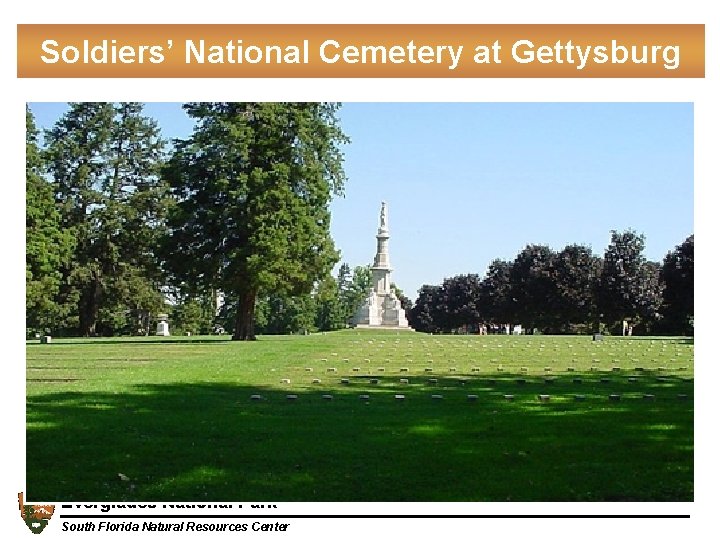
[507,244,556,331]
[596,230,663,333]
[409,284,445,333]
[443,274,483,330]
[479,259,513,325]
[548,244,602,331]
[45,103,167,336]
[164,103,348,340]
[314,274,345,331]
[26,107,75,334]
[659,235,694,334]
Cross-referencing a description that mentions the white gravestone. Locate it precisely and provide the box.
[156,313,170,336]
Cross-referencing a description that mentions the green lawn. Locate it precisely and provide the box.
[26,331,693,502]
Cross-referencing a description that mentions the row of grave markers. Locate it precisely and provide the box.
[248,392,690,402]
[279,375,693,385]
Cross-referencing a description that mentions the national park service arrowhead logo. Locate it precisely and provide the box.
[18,492,54,534]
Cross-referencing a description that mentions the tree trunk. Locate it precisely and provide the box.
[233,289,257,341]
[78,279,102,337]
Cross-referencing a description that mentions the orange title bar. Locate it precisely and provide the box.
[17,24,704,78]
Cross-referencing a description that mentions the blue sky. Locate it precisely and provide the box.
[29,102,693,300]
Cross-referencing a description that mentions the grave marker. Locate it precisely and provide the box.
[155,314,170,336]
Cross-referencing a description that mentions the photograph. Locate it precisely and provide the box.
[25,102,693,503]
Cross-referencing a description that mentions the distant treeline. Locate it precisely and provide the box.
[407,233,693,336]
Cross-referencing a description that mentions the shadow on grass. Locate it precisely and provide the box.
[26,372,693,503]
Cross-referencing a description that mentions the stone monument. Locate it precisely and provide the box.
[156,313,170,336]
[353,202,411,330]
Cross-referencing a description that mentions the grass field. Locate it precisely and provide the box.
[26,331,693,502]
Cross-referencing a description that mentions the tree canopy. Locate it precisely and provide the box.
[163,102,349,340]
[26,107,75,334]
[409,230,686,336]
[659,235,694,335]
[44,102,168,336]
[596,230,663,331]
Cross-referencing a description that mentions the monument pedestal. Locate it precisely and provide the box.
[354,292,410,329]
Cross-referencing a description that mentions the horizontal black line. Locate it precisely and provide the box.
[59,514,691,519]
